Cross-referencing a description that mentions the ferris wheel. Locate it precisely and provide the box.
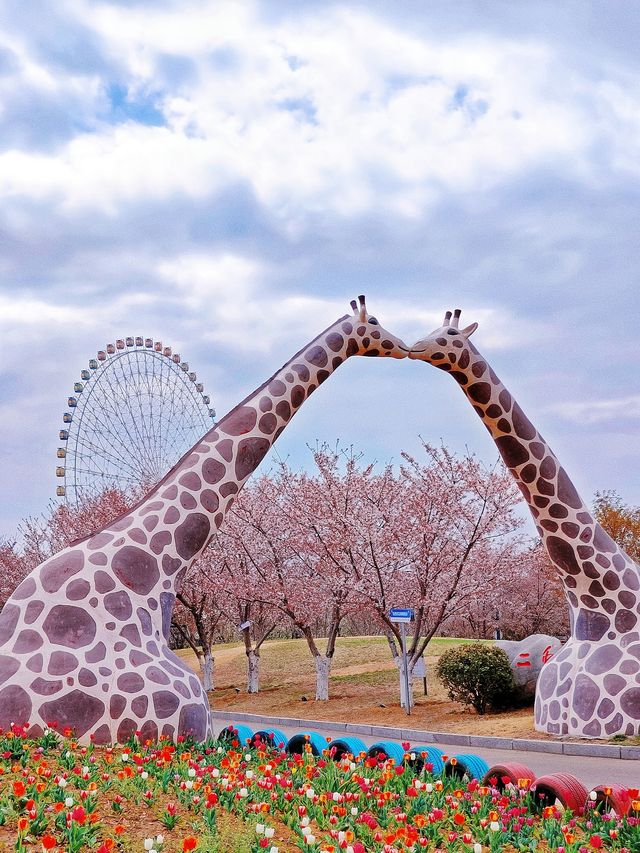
[56,336,216,503]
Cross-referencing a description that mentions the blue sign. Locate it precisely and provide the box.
[389,607,414,622]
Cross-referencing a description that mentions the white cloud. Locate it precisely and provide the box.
[0,3,636,222]
[550,395,640,425]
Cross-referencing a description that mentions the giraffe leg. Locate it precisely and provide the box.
[535,635,640,737]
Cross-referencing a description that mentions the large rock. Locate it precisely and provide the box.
[496,634,563,701]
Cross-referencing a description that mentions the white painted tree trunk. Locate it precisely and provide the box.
[398,659,414,709]
[315,655,332,701]
[201,649,215,692]
[247,650,260,693]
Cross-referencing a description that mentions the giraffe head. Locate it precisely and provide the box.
[408,308,478,362]
[346,295,409,359]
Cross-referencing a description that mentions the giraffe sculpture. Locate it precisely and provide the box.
[409,310,640,737]
[0,296,408,744]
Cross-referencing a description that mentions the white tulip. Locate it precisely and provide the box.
[255,823,265,834]
[589,790,597,801]
[305,835,315,845]
[264,827,275,838]
[490,820,500,832]
[141,771,149,780]
[64,796,74,807]
[473,845,482,853]
[144,839,154,851]
[188,768,196,778]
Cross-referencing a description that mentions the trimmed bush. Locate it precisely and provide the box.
[436,643,515,714]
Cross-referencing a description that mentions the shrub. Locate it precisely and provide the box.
[436,643,515,714]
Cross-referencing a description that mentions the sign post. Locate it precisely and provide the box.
[389,607,414,715]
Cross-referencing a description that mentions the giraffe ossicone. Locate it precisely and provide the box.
[409,310,640,738]
[0,297,408,744]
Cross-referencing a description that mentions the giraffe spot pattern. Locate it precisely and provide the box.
[40,551,84,593]
[112,546,159,594]
[219,406,257,436]
[43,606,96,649]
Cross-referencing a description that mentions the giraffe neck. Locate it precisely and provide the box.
[444,342,639,614]
[101,314,358,604]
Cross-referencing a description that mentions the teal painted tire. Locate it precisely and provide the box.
[217,724,253,746]
[327,736,367,760]
[445,752,490,781]
[286,731,327,756]
[252,728,288,751]
[410,745,445,774]
[366,740,406,766]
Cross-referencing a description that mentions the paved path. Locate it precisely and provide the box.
[211,712,640,790]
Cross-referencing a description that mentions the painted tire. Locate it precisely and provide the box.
[366,740,406,766]
[530,773,589,815]
[445,753,490,781]
[327,736,367,761]
[217,724,253,746]
[588,784,633,816]
[251,728,288,751]
[482,762,537,790]
[286,731,327,756]
[409,745,445,775]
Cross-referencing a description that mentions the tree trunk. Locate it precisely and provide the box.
[315,655,332,701]
[201,648,215,692]
[247,649,260,693]
[398,657,414,710]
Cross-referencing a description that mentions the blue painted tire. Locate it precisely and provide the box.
[410,745,445,774]
[327,736,367,760]
[252,728,288,751]
[286,731,327,756]
[217,724,253,746]
[445,752,490,781]
[366,740,406,766]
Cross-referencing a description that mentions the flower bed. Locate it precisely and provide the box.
[0,724,638,852]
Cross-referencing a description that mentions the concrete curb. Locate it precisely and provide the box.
[209,710,640,760]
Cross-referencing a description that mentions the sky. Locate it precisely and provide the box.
[1,0,639,537]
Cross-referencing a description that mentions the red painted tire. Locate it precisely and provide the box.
[530,773,589,816]
[482,763,536,790]
[587,784,632,816]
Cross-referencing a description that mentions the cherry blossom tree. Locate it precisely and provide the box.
[18,489,136,568]
[0,539,28,610]
[207,446,396,701]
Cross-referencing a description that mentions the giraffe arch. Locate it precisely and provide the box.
[0,297,409,744]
